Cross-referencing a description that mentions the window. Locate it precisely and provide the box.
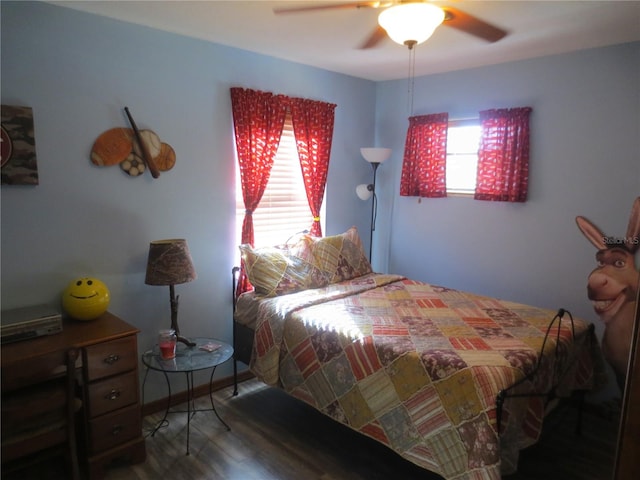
[235,112,324,249]
[446,121,480,195]
[401,107,530,202]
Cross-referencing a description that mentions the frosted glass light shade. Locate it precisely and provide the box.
[360,147,391,164]
[378,3,445,46]
[356,184,373,201]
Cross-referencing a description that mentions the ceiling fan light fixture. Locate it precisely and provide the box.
[378,3,445,47]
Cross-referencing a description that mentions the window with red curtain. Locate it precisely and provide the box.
[475,107,532,202]
[231,88,336,294]
[290,98,336,237]
[399,113,448,198]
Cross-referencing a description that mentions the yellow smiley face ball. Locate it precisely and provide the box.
[62,277,110,321]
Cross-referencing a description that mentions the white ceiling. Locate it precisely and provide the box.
[48,1,640,81]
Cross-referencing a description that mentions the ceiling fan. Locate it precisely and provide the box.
[273,1,508,49]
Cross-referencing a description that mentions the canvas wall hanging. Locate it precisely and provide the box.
[1,105,39,185]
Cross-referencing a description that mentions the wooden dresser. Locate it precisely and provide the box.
[1,311,146,479]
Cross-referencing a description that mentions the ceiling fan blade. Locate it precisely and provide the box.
[359,25,388,49]
[441,6,507,43]
[273,2,381,15]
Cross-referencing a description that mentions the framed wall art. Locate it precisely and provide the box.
[1,105,39,185]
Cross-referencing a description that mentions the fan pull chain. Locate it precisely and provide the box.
[406,41,417,116]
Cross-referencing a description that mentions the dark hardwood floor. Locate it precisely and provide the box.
[505,398,619,480]
[111,378,620,480]
[5,378,620,479]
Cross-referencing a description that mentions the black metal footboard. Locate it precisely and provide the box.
[495,308,595,434]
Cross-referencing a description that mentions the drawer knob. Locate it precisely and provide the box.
[111,425,123,436]
[105,389,121,401]
[104,354,120,365]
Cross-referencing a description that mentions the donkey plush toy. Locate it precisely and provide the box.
[576,197,640,390]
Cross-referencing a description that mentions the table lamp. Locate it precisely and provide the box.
[145,239,197,347]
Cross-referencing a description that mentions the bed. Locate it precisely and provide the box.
[232,227,605,480]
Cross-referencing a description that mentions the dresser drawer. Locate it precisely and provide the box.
[1,350,67,391]
[89,404,141,453]
[87,370,138,418]
[84,336,137,381]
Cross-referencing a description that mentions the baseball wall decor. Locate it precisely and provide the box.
[90,107,176,178]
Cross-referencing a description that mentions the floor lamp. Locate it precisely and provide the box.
[356,147,391,261]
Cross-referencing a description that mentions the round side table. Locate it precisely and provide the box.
[141,337,233,455]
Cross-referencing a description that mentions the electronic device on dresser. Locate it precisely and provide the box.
[1,311,146,479]
[0,304,63,344]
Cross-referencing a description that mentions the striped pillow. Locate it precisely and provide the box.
[239,238,328,297]
[305,227,372,284]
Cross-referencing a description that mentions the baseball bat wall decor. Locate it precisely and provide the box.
[124,107,160,179]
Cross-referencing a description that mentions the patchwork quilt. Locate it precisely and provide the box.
[244,273,603,480]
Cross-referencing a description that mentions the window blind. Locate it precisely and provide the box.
[236,112,318,249]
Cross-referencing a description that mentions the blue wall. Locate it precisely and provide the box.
[0,1,377,399]
[373,42,639,398]
[2,2,638,401]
